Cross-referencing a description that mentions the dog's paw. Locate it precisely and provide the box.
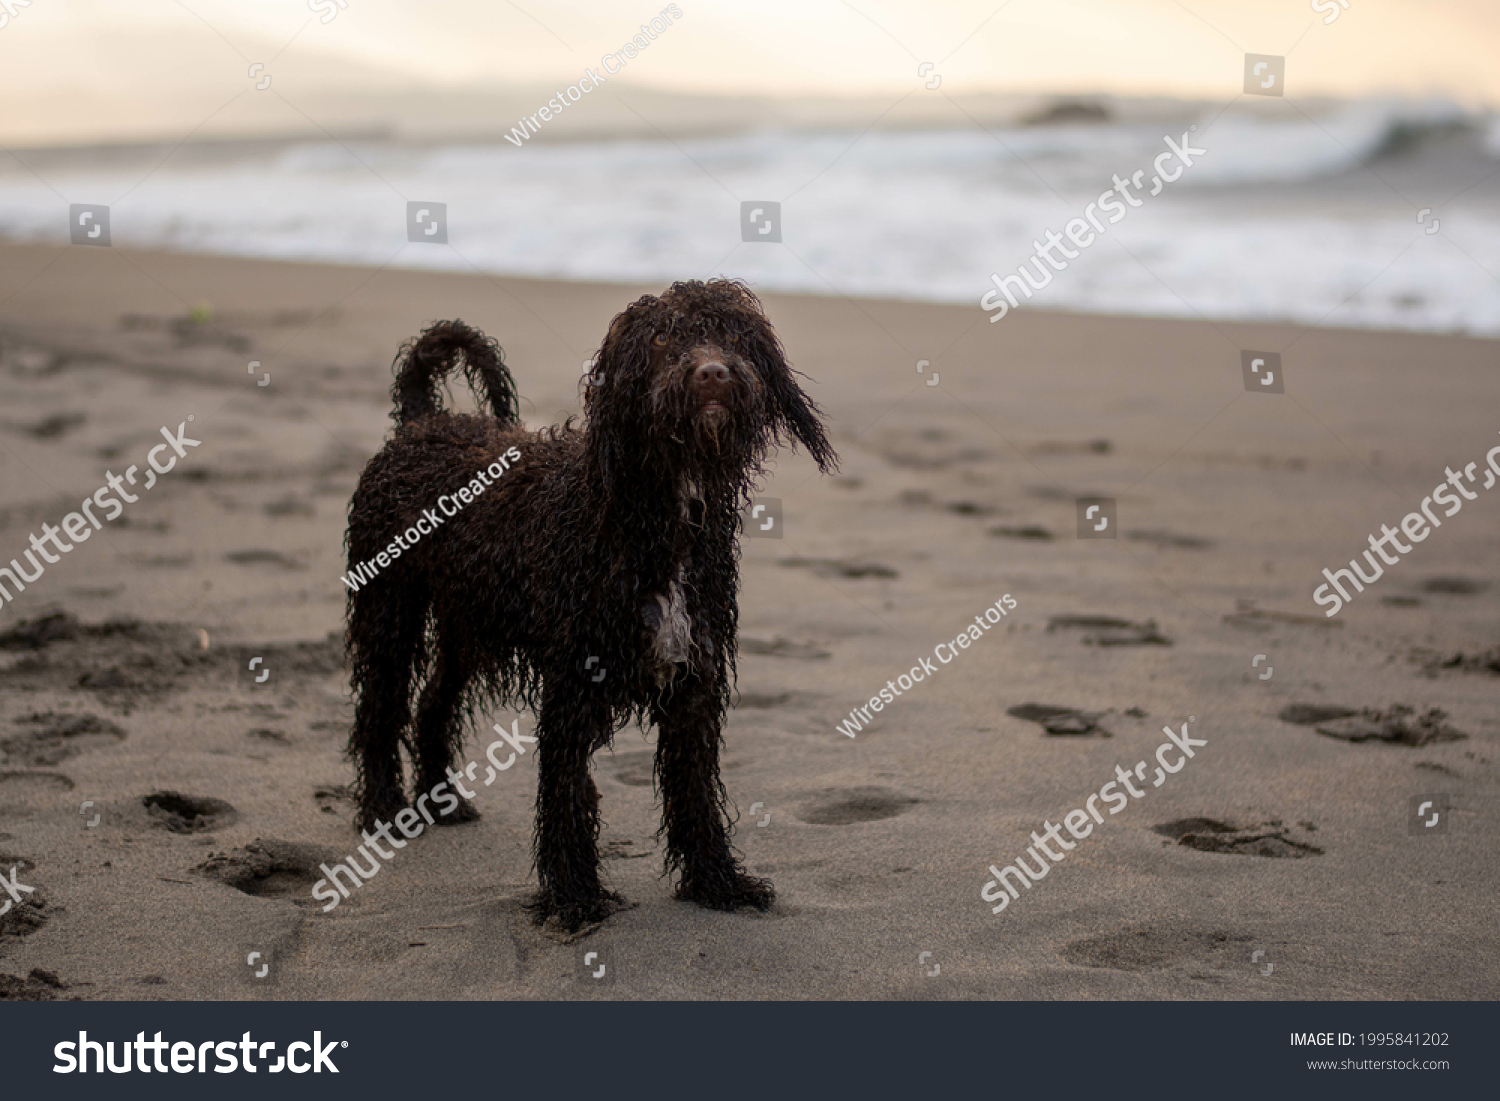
[431,796,482,826]
[677,868,775,913]
[526,889,626,935]
[356,797,410,836]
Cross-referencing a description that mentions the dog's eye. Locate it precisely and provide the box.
[652,333,669,348]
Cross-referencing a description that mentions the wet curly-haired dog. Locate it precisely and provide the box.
[344,279,836,930]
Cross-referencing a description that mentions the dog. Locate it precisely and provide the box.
[344,279,836,931]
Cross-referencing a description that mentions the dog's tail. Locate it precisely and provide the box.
[390,319,520,426]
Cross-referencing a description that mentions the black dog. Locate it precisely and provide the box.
[344,279,836,930]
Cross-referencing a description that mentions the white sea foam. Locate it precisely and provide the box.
[2,99,1495,335]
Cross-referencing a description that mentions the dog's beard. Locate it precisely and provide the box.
[686,404,764,476]
[698,406,728,456]
[642,370,764,483]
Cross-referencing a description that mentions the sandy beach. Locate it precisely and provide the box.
[0,241,1496,1001]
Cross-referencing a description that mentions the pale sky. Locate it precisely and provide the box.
[2,0,1497,144]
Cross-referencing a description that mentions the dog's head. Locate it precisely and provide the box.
[583,279,836,489]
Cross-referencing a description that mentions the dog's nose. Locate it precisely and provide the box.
[694,362,730,386]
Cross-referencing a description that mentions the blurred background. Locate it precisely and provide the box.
[2,0,1498,333]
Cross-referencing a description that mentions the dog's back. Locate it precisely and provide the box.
[346,322,576,694]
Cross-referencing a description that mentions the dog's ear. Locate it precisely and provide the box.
[587,299,655,399]
[585,296,659,487]
[769,365,837,474]
[741,316,838,475]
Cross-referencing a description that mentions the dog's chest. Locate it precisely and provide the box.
[649,573,695,671]
[643,479,705,682]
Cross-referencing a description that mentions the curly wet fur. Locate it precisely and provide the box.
[344,279,836,931]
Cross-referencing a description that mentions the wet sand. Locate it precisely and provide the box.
[0,241,1496,1000]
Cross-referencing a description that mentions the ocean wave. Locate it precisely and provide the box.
[1,99,1496,336]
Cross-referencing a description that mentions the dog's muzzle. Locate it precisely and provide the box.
[691,360,734,420]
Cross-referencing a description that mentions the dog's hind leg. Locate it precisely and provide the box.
[653,672,774,913]
[412,646,481,824]
[346,580,429,834]
[528,684,618,931]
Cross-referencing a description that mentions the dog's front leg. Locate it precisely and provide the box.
[653,673,774,913]
[530,686,619,931]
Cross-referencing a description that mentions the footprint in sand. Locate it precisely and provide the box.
[944,501,999,517]
[1025,438,1111,456]
[609,750,654,788]
[224,549,305,570]
[1421,576,1487,595]
[1,713,126,767]
[263,495,316,518]
[142,791,238,834]
[1278,703,1467,746]
[735,691,793,709]
[1420,648,1500,675]
[6,411,87,440]
[1047,615,1172,647]
[0,611,81,651]
[1006,703,1112,737]
[740,637,830,660]
[989,524,1054,541]
[1062,928,1254,972]
[196,840,343,898]
[796,786,920,825]
[128,554,193,569]
[0,772,74,796]
[0,969,68,1000]
[778,557,898,580]
[1154,817,1323,858]
[78,668,132,690]
[601,839,652,860]
[314,785,354,815]
[874,429,992,471]
[1124,529,1213,550]
[0,772,75,820]
[1223,601,1342,630]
